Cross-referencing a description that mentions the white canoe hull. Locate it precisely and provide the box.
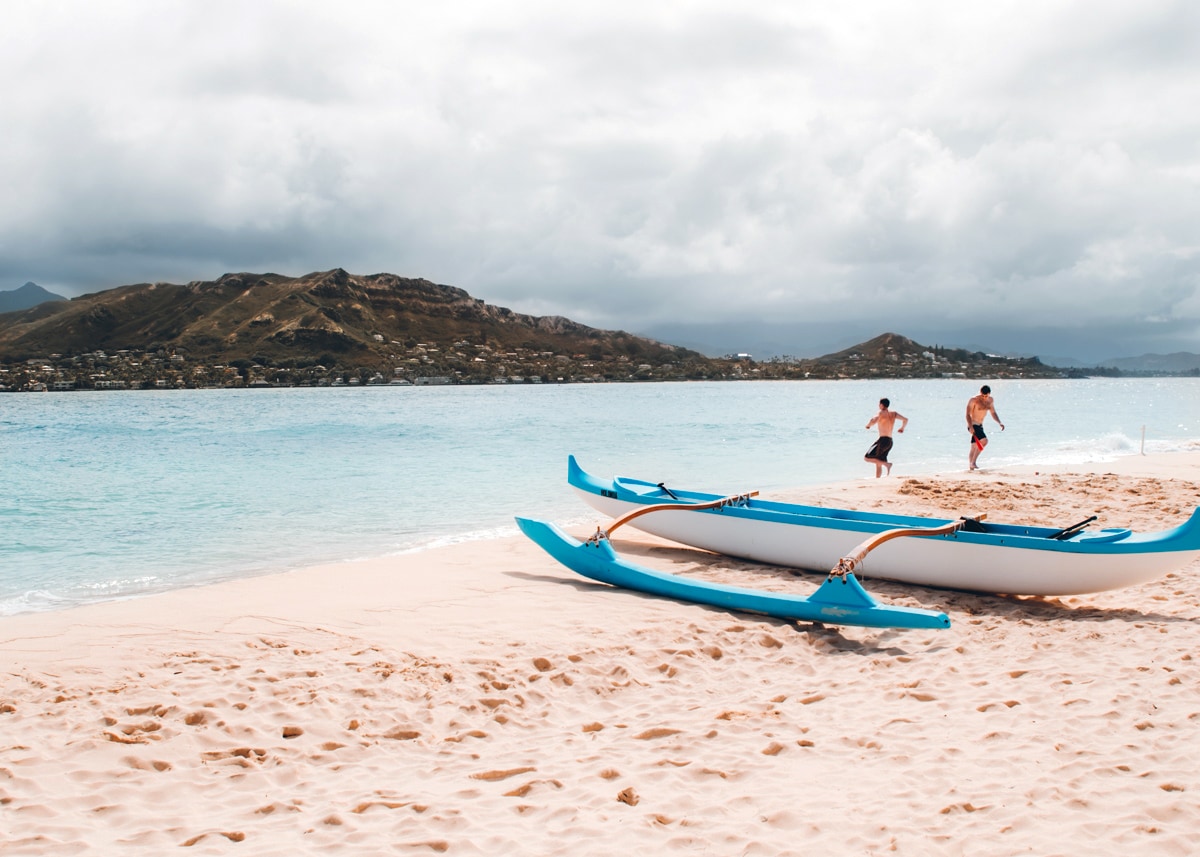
[567,468,1200,597]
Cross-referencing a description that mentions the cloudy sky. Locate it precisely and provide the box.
[2,1,1198,361]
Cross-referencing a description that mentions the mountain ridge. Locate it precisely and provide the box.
[1095,352,1200,373]
[0,282,68,313]
[0,271,1150,387]
[0,269,695,369]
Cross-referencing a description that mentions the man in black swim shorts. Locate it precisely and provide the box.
[865,398,907,477]
[966,385,1005,470]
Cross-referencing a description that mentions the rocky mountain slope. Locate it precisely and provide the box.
[0,269,695,368]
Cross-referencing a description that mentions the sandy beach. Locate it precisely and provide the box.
[3,454,1200,855]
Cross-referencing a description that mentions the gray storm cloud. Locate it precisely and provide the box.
[1,0,1197,360]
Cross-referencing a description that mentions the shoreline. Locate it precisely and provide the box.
[3,453,1200,853]
[6,446,1199,623]
[7,373,1200,394]
[5,378,1197,625]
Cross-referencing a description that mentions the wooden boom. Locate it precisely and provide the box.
[832,515,987,578]
[590,492,759,542]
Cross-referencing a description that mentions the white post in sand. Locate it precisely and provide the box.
[1141,425,1146,455]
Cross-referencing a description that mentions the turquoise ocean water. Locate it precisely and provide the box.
[2,378,1198,616]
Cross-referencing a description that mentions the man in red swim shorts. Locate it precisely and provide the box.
[966,385,1005,470]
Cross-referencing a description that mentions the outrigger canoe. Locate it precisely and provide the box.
[565,456,1200,596]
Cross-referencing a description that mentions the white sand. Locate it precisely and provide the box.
[3,454,1200,855]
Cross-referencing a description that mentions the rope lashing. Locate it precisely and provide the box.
[586,491,759,545]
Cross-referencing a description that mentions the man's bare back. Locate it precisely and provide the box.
[865,398,907,477]
[871,410,902,436]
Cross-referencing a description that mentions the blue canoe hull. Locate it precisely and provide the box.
[516,517,950,630]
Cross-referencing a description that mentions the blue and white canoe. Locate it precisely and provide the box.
[515,517,951,630]
[565,456,1200,597]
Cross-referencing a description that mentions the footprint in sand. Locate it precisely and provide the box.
[181,831,245,846]
[504,778,563,798]
[470,766,537,782]
[383,727,421,740]
[633,727,682,740]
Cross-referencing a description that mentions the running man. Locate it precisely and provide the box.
[966,385,1005,470]
[865,397,907,478]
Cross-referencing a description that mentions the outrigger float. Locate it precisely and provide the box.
[515,517,953,630]
[515,457,1200,630]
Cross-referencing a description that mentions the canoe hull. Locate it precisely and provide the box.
[567,457,1200,596]
[516,517,950,630]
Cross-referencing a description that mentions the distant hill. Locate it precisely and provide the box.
[818,332,936,363]
[777,331,1057,379]
[0,268,699,368]
[815,332,1007,366]
[0,282,67,313]
[1096,352,1200,373]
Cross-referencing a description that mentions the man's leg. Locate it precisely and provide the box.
[970,437,987,470]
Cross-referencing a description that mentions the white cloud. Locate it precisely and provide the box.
[1,0,1198,358]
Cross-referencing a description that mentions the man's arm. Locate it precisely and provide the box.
[897,413,908,433]
[990,404,1005,430]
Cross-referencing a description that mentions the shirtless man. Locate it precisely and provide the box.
[966,385,1005,470]
[864,398,907,477]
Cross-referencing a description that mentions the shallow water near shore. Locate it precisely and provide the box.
[2,377,1198,615]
